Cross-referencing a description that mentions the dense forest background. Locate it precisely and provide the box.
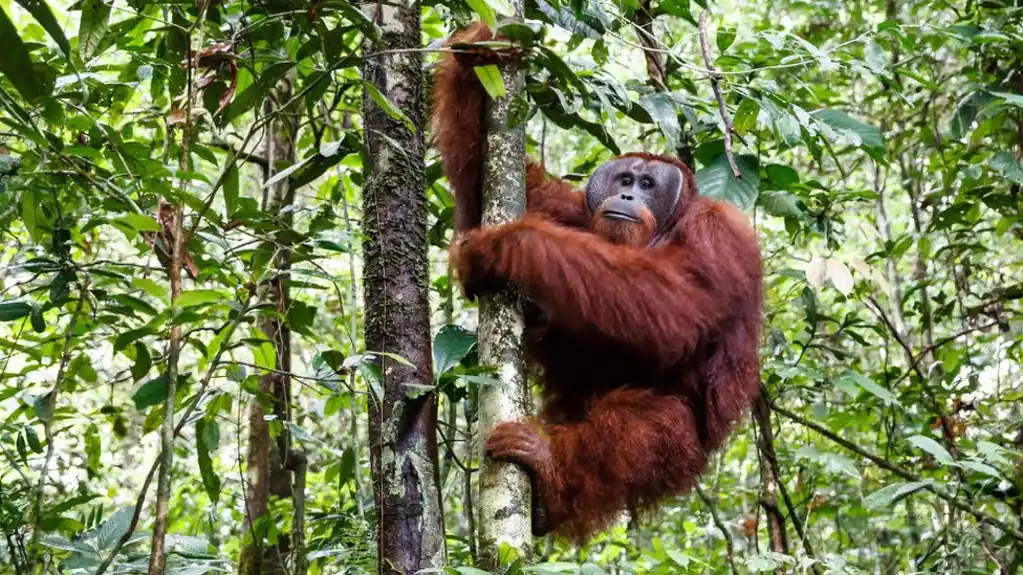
[1,0,1022,573]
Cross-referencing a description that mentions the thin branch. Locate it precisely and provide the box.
[694,483,738,574]
[698,12,741,179]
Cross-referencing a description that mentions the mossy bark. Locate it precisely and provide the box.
[361,1,446,572]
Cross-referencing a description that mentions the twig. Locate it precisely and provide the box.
[694,483,737,574]
[698,12,741,179]
[772,403,1023,543]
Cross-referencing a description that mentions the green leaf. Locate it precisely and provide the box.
[338,447,356,486]
[132,375,168,409]
[24,425,42,452]
[695,154,760,209]
[78,0,111,61]
[474,65,506,100]
[976,440,1011,466]
[196,418,221,504]
[716,27,736,52]
[264,158,311,190]
[176,290,223,308]
[733,98,760,134]
[132,277,167,300]
[465,0,496,29]
[863,481,931,511]
[811,108,884,151]
[0,302,33,321]
[30,308,45,333]
[14,0,70,57]
[765,164,799,188]
[958,459,1001,479]
[249,328,277,371]
[0,7,43,101]
[433,325,477,377]
[759,192,803,218]
[658,0,694,23]
[837,371,902,407]
[989,91,1023,109]
[486,0,515,16]
[93,507,133,549]
[637,93,681,149]
[991,152,1023,186]
[131,342,151,381]
[115,214,162,232]
[84,423,101,475]
[907,435,954,465]
[795,444,860,478]
[287,300,317,336]
[363,81,416,133]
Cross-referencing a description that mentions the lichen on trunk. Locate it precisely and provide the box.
[475,26,533,568]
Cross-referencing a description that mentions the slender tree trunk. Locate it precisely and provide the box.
[149,43,194,571]
[475,9,533,569]
[753,396,788,558]
[361,2,446,572]
[240,74,300,575]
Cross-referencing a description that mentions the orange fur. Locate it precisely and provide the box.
[433,23,764,543]
[591,200,657,246]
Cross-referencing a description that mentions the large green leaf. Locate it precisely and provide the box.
[695,154,759,209]
[132,375,167,409]
[474,65,506,100]
[363,81,416,133]
[837,371,902,407]
[433,325,477,378]
[863,481,932,511]
[811,108,884,151]
[991,151,1023,185]
[0,301,34,321]
[465,0,496,29]
[14,0,70,56]
[78,0,111,61]
[907,435,954,465]
[176,289,224,308]
[637,93,681,150]
[0,7,43,100]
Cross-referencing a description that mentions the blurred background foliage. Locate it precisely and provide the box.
[1,0,1022,572]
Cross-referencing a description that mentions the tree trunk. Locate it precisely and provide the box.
[753,396,788,559]
[361,2,446,572]
[475,10,533,569]
[240,73,300,575]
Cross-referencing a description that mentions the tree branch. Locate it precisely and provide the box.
[694,483,738,574]
[698,12,741,179]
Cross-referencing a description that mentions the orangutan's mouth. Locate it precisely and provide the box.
[602,210,641,222]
